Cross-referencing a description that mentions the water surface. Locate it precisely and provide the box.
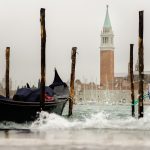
[0,103,150,150]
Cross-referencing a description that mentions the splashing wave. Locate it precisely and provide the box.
[30,107,150,131]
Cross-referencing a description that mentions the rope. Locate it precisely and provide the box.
[132,93,150,106]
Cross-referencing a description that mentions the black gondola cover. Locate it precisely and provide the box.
[13,69,69,102]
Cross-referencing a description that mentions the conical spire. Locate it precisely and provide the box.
[103,5,112,28]
[100,4,114,50]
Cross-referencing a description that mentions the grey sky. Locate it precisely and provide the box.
[0,0,150,89]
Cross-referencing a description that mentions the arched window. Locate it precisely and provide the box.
[105,37,108,43]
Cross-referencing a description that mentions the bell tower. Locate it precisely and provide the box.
[100,5,114,88]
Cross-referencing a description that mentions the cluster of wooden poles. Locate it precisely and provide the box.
[130,11,144,118]
[4,8,77,117]
[5,9,145,119]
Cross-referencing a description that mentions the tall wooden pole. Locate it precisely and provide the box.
[130,44,135,117]
[68,47,77,117]
[40,8,46,110]
[138,11,144,118]
[6,47,10,99]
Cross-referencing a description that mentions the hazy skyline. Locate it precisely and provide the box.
[0,0,150,89]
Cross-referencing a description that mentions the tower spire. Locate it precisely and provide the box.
[103,5,112,28]
[101,5,114,49]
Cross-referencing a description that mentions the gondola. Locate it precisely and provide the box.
[0,69,69,123]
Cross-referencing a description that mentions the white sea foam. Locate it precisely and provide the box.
[0,105,150,149]
[30,107,150,131]
[0,121,30,130]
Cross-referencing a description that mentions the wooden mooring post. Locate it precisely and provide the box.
[138,11,144,118]
[5,47,10,99]
[40,8,46,110]
[68,47,77,117]
[130,44,135,117]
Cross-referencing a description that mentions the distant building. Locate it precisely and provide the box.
[0,77,14,96]
[2,77,12,90]
[100,5,150,90]
[100,5,114,89]
[73,6,150,104]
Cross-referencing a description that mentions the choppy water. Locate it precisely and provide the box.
[0,103,150,150]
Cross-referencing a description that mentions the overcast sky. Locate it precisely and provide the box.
[0,0,150,89]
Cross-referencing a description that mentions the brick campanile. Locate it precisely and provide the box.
[100,5,114,88]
